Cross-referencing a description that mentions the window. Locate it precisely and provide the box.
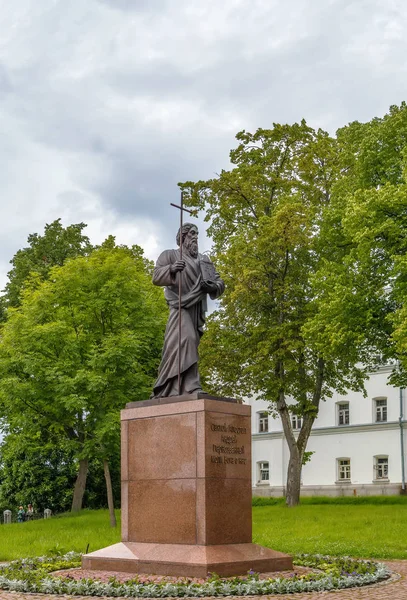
[258,412,269,433]
[374,456,389,480]
[337,402,349,425]
[375,398,387,423]
[337,458,351,481]
[258,461,269,482]
[292,415,303,430]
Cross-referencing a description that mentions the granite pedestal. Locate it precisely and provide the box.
[82,393,292,577]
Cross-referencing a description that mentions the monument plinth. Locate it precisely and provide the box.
[82,394,292,577]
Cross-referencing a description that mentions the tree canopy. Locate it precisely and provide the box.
[0,243,166,512]
[180,106,407,505]
[3,219,93,309]
[307,102,407,385]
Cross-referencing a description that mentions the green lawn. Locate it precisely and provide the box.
[2,503,407,561]
[253,504,407,559]
[0,510,121,561]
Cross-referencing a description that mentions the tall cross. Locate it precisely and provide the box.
[170,192,197,394]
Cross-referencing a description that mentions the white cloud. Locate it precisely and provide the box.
[0,0,406,290]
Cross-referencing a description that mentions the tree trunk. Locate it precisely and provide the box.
[103,459,117,527]
[277,357,325,507]
[276,385,304,508]
[285,447,303,507]
[71,458,88,512]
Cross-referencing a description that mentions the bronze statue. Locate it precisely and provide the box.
[151,223,224,397]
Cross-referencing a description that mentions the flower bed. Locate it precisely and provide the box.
[0,552,391,596]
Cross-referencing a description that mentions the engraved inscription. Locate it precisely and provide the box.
[209,421,248,466]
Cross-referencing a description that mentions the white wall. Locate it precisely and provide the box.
[248,366,407,494]
[302,427,402,486]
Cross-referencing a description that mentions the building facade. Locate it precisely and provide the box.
[248,365,407,496]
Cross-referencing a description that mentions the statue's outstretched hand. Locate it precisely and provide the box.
[170,260,186,274]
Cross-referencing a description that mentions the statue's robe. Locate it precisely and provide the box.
[151,249,224,398]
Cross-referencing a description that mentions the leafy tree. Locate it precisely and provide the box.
[3,218,93,309]
[181,123,370,506]
[0,424,121,515]
[0,244,166,516]
[0,426,77,515]
[85,452,121,512]
[306,102,407,386]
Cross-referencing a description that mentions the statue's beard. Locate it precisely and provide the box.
[184,238,198,258]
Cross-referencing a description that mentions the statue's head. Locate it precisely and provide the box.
[176,223,198,257]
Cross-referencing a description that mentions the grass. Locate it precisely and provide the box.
[2,499,407,561]
[252,495,407,506]
[0,509,121,561]
[253,503,407,559]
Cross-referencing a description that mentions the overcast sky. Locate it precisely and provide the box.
[0,0,406,290]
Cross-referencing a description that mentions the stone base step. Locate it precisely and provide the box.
[82,541,293,578]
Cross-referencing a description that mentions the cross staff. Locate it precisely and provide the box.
[170,192,197,394]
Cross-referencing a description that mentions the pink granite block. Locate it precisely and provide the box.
[82,542,293,577]
[121,400,198,422]
[195,477,206,545]
[204,477,252,545]
[83,396,292,577]
[128,413,196,481]
[127,479,197,544]
[121,420,129,481]
[121,481,128,541]
[196,411,206,479]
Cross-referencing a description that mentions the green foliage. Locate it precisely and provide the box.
[180,122,369,505]
[294,554,379,576]
[0,244,167,509]
[302,450,314,466]
[3,219,93,309]
[182,123,333,398]
[0,433,121,513]
[252,496,285,506]
[0,551,390,596]
[252,495,407,506]
[0,431,77,513]
[179,105,407,505]
[84,453,121,510]
[0,554,82,583]
[307,102,407,383]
